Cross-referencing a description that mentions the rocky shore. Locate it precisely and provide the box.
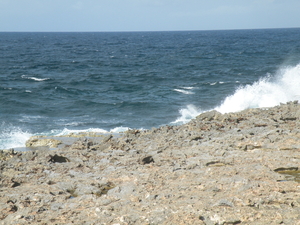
[1,101,300,224]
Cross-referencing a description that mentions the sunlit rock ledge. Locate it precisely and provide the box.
[1,101,300,224]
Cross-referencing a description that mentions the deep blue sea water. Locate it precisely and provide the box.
[1,28,300,149]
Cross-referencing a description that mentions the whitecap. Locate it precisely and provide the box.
[21,75,49,82]
[182,87,195,90]
[62,122,82,126]
[174,89,194,95]
[28,77,50,82]
[210,81,225,85]
[18,115,46,123]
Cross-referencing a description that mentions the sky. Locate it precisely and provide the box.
[1,0,300,32]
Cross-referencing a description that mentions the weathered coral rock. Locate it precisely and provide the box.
[2,102,300,224]
[25,137,62,148]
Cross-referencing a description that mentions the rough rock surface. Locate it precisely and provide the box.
[25,137,62,148]
[1,101,300,224]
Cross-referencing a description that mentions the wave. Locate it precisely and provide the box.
[182,87,195,90]
[21,75,50,82]
[209,81,226,85]
[0,125,131,150]
[172,63,300,124]
[173,89,194,95]
[37,127,131,138]
[0,124,32,150]
[4,63,300,150]
[18,115,47,123]
[171,105,202,125]
[216,64,300,113]
[51,127,126,136]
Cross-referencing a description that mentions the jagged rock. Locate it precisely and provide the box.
[2,102,300,224]
[26,137,62,148]
[196,110,223,121]
[0,149,17,161]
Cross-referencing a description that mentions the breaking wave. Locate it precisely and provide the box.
[0,125,131,150]
[172,63,300,124]
[216,64,300,113]
[0,124,32,149]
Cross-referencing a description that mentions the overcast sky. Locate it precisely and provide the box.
[1,0,300,32]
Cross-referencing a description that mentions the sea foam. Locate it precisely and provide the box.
[216,64,300,113]
[0,124,32,149]
[50,127,131,137]
[171,104,201,125]
[0,125,132,150]
[172,63,300,124]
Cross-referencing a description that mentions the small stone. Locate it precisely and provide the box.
[139,156,154,165]
[48,154,70,163]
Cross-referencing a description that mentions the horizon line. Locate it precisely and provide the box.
[1,26,300,33]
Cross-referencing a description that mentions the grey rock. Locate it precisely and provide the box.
[2,102,300,224]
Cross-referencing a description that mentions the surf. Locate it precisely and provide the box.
[172,63,300,124]
[0,123,32,149]
[216,64,300,113]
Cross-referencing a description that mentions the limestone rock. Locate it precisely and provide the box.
[2,102,300,224]
[25,137,62,148]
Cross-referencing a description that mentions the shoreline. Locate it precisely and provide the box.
[1,132,123,153]
[1,101,300,224]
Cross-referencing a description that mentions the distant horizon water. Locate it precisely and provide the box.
[2,26,300,33]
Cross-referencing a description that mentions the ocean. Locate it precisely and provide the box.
[1,28,300,150]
